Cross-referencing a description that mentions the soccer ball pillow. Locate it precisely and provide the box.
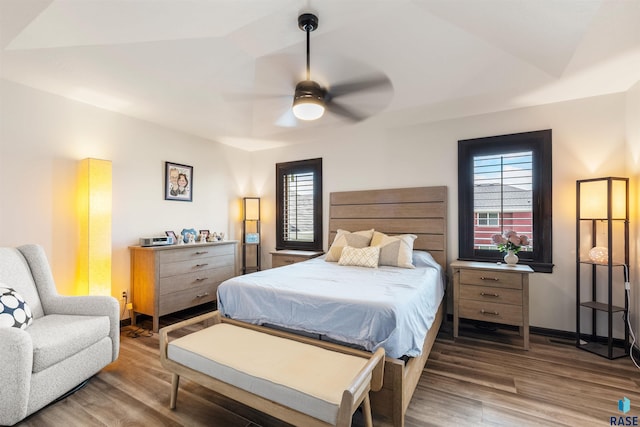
[0,286,33,329]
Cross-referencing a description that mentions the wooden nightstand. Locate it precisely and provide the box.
[270,250,324,268]
[452,260,533,350]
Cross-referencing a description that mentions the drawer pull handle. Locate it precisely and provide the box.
[195,277,208,282]
[195,292,210,298]
[481,309,499,316]
[480,292,499,297]
[480,276,499,281]
[195,251,209,255]
[195,263,209,268]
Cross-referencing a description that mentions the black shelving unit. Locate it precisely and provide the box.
[576,177,629,359]
[242,197,261,274]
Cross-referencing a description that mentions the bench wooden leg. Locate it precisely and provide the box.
[170,373,180,409]
[363,394,373,427]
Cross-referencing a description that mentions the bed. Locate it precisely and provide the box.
[218,186,447,427]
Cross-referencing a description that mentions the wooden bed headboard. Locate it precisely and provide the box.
[328,186,448,269]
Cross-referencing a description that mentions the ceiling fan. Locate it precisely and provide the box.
[290,12,392,122]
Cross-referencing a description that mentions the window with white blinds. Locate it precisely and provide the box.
[283,171,315,242]
[473,151,533,251]
[458,130,553,273]
[276,158,322,251]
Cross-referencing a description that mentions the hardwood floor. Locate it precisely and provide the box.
[16,313,640,427]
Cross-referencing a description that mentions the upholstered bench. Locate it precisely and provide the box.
[159,311,385,427]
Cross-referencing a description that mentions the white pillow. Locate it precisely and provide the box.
[325,229,374,262]
[338,246,380,268]
[370,231,417,268]
[0,286,33,329]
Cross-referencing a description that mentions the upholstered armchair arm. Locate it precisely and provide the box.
[0,328,32,426]
[44,295,120,362]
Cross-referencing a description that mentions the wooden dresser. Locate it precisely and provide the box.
[129,241,237,332]
[270,250,324,268]
[452,260,533,349]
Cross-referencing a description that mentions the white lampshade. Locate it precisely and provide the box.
[77,158,112,296]
[292,101,325,121]
[243,197,260,221]
[579,178,627,219]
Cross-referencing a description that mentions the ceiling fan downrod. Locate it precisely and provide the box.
[298,13,318,81]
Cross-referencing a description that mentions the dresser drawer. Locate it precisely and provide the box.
[159,244,235,263]
[159,265,235,295]
[159,282,218,316]
[460,269,522,289]
[160,254,234,278]
[458,300,523,326]
[459,284,522,306]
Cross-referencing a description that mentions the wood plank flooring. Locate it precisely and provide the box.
[15,313,640,427]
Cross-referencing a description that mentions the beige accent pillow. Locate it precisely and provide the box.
[370,231,417,269]
[325,229,374,262]
[338,246,380,268]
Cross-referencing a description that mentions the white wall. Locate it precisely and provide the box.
[0,80,251,311]
[250,92,633,333]
[1,77,636,335]
[626,81,640,346]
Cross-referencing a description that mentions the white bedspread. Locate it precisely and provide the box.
[217,251,445,358]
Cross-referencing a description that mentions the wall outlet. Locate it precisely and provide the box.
[126,302,133,310]
[121,291,127,299]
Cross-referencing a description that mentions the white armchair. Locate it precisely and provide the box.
[0,244,119,426]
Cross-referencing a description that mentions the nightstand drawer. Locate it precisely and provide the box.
[271,250,323,268]
[272,255,299,268]
[458,300,523,326]
[460,284,522,306]
[460,269,522,289]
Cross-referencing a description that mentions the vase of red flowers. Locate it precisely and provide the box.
[492,231,529,266]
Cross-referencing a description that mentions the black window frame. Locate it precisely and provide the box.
[458,130,553,273]
[276,158,323,251]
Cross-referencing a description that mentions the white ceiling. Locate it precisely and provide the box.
[1,0,639,151]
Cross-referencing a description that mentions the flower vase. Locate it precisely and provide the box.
[504,250,518,266]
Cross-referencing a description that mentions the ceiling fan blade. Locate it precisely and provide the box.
[328,75,392,98]
[275,108,298,127]
[326,101,367,122]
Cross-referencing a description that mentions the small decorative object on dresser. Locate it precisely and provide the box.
[165,230,177,244]
[452,260,533,350]
[491,231,529,266]
[181,228,197,244]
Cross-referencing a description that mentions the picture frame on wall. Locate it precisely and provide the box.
[165,161,193,202]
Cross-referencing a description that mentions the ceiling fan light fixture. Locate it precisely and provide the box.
[292,80,325,121]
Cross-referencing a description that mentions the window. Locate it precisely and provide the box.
[476,212,499,226]
[458,130,553,272]
[276,158,323,251]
